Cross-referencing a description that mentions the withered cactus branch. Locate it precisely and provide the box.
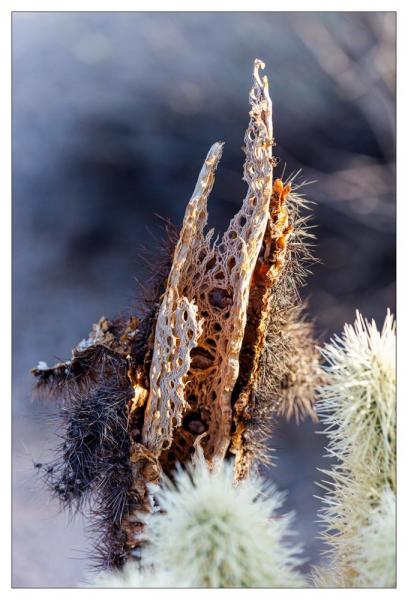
[32,59,321,569]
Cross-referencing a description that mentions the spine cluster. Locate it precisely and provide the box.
[313,311,396,587]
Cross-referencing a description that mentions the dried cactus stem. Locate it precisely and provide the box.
[141,59,275,472]
[230,179,292,479]
[119,442,162,559]
[32,58,321,571]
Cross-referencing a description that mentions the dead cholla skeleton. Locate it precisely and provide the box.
[32,59,320,569]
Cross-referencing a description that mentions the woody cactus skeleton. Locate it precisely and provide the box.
[33,59,319,569]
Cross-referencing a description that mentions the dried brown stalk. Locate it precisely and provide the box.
[32,59,321,568]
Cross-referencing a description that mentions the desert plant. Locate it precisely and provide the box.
[31,57,396,588]
[313,311,396,587]
[33,58,320,571]
[92,457,307,588]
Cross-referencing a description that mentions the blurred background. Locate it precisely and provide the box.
[12,12,395,587]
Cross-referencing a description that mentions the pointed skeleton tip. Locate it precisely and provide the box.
[253,59,269,91]
[214,140,225,151]
[254,58,266,71]
[205,141,224,164]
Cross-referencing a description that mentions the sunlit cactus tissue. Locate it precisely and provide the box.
[313,311,396,588]
[92,458,307,588]
[30,58,396,588]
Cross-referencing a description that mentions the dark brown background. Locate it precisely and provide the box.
[12,11,395,587]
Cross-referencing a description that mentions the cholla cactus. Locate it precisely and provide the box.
[319,310,395,485]
[143,458,307,587]
[352,486,396,588]
[32,58,320,568]
[314,311,396,587]
[93,458,307,588]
